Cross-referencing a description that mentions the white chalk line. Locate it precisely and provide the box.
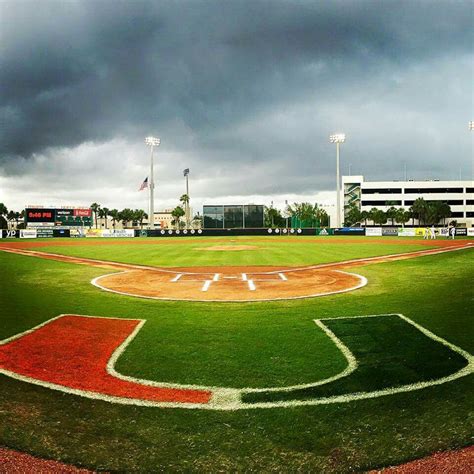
[0,313,472,410]
[201,280,212,292]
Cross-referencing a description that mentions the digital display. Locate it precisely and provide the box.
[26,208,56,223]
[25,208,92,226]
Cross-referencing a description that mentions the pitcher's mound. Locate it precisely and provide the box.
[92,266,366,302]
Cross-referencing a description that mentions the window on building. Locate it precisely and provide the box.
[203,206,224,228]
[361,188,402,194]
[404,188,463,193]
[361,200,402,206]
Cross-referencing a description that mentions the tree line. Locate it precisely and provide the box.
[264,202,330,228]
[345,198,453,227]
[90,203,148,229]
[0,203,25,229]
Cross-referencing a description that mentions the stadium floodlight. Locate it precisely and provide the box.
[145,136,161,147]
[329,133,346,143]
[329,133,346,227]
[469,121,474,131]
[145,136,161,229]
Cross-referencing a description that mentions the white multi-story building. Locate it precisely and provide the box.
[343,176,473,227]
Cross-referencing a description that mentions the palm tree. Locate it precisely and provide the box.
[386,206,398,226]
[180,194,190,228]
[373,209,387,225]
[171,206,185,229]
[133,209,147,229]
[108,209,119,229]
[360,210,369,226]
[395,208,410,227]
[411,198,428,225]
[90,203,100,229]
[99,207,110,229]
[118,208,134,228]
[437,202,451,226]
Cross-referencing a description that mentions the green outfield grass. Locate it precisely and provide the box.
[0,238,472,472]
[36,235,432,267]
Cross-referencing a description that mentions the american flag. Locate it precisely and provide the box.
[139,177,148,191]
[183,168,190,177]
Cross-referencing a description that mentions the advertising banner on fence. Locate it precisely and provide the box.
[382,227,398,236]
[455,228,467,236]
[20,229,37,239]
[398,228,416,237]
[467,228,474,237]
[85,229,102,238]
[365,227,382,236]
[334,227,365,236]
[36,228,54,238]
[1,230,19,238]
[315,228,334,236]
[70,229,85,238]
[415,228,427,237]
[101,229,135,238]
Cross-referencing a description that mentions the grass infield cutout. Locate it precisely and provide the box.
[0,314,471,410]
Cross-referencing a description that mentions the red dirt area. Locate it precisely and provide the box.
[0,315,212,405]
[94,267,363,301]
[371,445,474,473]
[0,446,94,473]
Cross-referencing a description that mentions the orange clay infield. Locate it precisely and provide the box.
[93,267,365,302]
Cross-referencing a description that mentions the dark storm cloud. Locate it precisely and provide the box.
[0,0,472,195]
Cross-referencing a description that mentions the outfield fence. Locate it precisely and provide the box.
[1,227,472,239]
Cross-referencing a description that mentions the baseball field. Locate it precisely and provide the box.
[0,235,472,471]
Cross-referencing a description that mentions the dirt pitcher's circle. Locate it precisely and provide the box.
[91,267,367,302]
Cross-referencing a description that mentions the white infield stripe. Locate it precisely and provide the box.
[278,273,288,281]
[241,273,247,281]
[0,313,472,410]
[213,273,220,281]
[201,280,212,292]
[171,274,182,282]
[247,280,256,291]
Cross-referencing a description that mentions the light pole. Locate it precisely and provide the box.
[184,168,190,228]
[329,133,346,228]
[145,136,160,230]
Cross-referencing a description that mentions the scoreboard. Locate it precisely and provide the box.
[25,208,92,227]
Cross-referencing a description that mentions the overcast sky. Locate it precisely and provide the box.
[0,0,472,213]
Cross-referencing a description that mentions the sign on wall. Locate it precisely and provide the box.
[20,229,37,239]
[365,227,382,236]
[398,228,416,237]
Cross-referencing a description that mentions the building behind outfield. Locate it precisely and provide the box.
[343,176,473,227]
[203,205,264,229]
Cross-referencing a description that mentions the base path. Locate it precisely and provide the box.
[0,241,472,302]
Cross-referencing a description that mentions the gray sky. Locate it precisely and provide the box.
[0,0,472,213]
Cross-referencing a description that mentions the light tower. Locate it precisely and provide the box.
[329,133,346,228]
[145,136,160,229]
